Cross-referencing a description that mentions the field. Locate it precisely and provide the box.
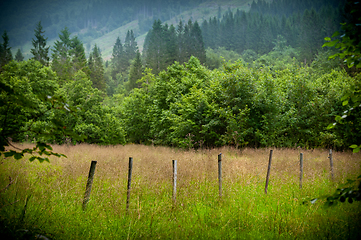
[1,144,360,239]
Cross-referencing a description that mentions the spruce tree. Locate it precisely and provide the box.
[31,21,50,66]
[0,30,13,72]
[88,44,106,91]
[124,30,138,65]
[15,49,24,62]
[51,27,88,83]
[111,36,124,80]
[127,50,143,92]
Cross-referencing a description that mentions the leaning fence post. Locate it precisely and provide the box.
[172,160,177,202]
[126,157,133,211]
[329,149,334,181]
[82,161,97,210]
[218,153,222,197]
[299,153,303,189]
[265,150,273,194]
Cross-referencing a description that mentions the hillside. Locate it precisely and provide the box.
[7,0,253,60]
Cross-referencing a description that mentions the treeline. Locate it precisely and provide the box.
[201,0,344,62]
[143,19,206,75]
[0,0,204,47]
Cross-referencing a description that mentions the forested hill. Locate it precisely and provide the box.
[1,0,345,61]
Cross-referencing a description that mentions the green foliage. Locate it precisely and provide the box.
[0,60,78,161]
[59,71,125,145]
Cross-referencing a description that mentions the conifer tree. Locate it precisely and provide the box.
[52,27,88,83]
[124,30,138,65]
[127,50,143,92]
[88,44,106,91]
[15,49,24,62]
[0,30,13,72]
[31,21,50,66]
[111,36,124,80]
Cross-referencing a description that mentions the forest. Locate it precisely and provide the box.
[0,0,360,157]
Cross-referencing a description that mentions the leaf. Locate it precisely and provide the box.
[350,145,359,148]
[342,100,349,106]
[353,148,360,153]
[324,37,331,41]
[29,156,36,162]
[327,123,336,129]
[331,31,340,38]
[14,153,23,160]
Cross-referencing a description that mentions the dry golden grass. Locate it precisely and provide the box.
[6,143,360,189]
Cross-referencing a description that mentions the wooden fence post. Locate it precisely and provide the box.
[299,153,303,189]
[329,149,334,181]
[82,161,97,210]
[265,150,273,194]
[126,157,133,211]
[172,160,177,202]
[218,153,222,197]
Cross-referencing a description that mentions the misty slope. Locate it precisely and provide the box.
[6,0,253,60]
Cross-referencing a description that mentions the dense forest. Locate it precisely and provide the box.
[1,0,360,157]
[0,0,205,47]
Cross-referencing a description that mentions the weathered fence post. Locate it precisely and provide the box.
[329,149,334,181]
[265,150,273,194]
[82,161,97,210]
[218,153,222,197]
[172,160,177,202]
[126,157,133,211]
[299,153,303,189]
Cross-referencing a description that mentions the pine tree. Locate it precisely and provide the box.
[110,36,124,80]
[190,21,206,64]
[31,21,50,66]
[124,30,138,65]
[127,50,143,92]
[51,27,88,83]
[88,44,106,91]
[0,30,13,72]
[15,49,24,62]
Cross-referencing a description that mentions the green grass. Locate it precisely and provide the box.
[1,144,360,239]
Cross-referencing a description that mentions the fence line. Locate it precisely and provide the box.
[80,149,337,209]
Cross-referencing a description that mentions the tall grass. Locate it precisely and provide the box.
[1,144,360,239]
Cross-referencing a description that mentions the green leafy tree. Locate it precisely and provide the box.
[0,60,78,162]
[59,71,125,145]
[14,49,24,62]
[324,0,361,153]
[30,21,50,66]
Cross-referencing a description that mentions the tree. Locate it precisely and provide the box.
[126,50,143,92]
[308,0,361,207]
[110,36,124,80]
[324,0,361,152]
[0,60,76,162]
[0,30,13,72]
[31,21,50,66]
[51,27,87,83]
[88,44,106,91]
[15,49,24,62]
[124,30,138,64]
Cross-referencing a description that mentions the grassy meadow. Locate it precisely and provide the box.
[0,144,360,239]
